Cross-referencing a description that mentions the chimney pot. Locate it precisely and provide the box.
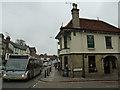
[73,3,77,9]
[71,3,80,28]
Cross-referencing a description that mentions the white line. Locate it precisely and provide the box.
[106,86,112,87]
[32,82,38,88]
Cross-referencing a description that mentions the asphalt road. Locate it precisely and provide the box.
[1,66,119,89]
[33,80,119,88]
[2,77,118,89]
[2,66,51,89]
[2,71,44,89]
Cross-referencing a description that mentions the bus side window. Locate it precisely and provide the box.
[27,60,33,70]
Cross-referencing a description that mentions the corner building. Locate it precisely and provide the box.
[55,3,120,78]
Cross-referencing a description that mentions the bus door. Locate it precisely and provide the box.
[27,59,34,78]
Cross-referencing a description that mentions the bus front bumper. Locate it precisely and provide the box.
[3,75,28,80]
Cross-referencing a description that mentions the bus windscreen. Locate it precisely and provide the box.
[5,59,28,71]
[9,55,29,59]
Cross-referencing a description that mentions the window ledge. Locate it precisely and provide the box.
[88,48,95,50]
[106,48,113,49]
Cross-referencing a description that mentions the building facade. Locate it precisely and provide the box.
[55,3,120,78]
[0,34,31,60]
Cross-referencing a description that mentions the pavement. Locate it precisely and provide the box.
[40,66,119,83]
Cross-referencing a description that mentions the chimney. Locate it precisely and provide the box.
[71,3,80,28]
[6,36,10,43]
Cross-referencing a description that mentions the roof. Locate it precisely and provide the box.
[30,54,57,60]
[63,18,120,33]
[10,41,28,50]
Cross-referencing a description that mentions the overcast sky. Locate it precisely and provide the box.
[0,1,119,55]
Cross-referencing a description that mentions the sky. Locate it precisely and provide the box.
[0,1,119,55]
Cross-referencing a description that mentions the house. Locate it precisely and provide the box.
[12,42,30,55]
[0,33,6,59]
[0,34,31,60]
[1,36,14,60]
[55,3,120,78]
[0,34,4,57]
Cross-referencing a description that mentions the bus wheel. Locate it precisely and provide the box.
[3,79,8,82]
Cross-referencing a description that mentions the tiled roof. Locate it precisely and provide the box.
[63,18,120,33]
[11,41,28,50]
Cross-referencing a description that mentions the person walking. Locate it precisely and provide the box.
[54,63,57,70]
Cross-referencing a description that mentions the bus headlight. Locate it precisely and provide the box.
[22,75,25,77]
[3,74,7,76]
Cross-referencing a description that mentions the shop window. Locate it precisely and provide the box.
[88,56,97,73]
[64,56,68,69]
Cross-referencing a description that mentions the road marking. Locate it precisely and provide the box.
[38,81,47,83]
[32,82,38,88]
[106,86,112,87]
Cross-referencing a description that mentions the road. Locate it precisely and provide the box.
[2,66,51,89]
[2,71,44,89]
[1,66,119,89]
[33,80,119,88]
[2,77,119,89]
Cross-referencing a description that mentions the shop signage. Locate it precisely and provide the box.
[73,68,83,71]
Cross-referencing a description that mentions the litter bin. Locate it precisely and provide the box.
[63,69,68,77]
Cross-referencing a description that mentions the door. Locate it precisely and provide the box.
[104,58,110,74]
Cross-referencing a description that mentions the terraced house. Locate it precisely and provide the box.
[55,3,120,78]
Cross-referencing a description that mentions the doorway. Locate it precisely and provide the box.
[104,56,117,74]
[104,57,110,74]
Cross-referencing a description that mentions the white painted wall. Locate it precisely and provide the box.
[70,32,119,53]
[0,37,2,56]
[119,36,120,53]
[59,31,119,54]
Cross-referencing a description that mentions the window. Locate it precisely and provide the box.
[59,38,62,49]
[64,56,68,69]
[87,35,95,48]
[88,56,97,73]
[64,34,67,49]
[105,36,112,49]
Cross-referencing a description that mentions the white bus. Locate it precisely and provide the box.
[3,54,43,81]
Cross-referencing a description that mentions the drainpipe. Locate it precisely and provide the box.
[82,54,85,78]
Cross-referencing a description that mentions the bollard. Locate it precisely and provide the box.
[48,68,50,75]
[45,70,46,78]
[47,68,49,76]
[50,67,51,72]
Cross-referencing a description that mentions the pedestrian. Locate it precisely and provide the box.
[54,63,57,70]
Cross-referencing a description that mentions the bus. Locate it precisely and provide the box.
[3,54,43,81]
